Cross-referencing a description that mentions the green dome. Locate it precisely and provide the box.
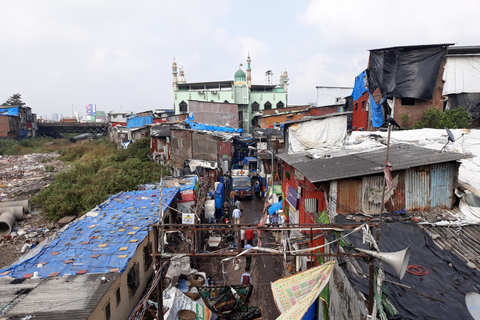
[234,69,246,82]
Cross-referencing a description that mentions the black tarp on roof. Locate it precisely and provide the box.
[368,45,450,100]
[333,215,480,319]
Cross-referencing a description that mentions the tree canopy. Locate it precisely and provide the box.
[2,93,26,106]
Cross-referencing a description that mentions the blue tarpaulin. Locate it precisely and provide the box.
[369,92,386,127]
[0,107,19,116]
[127,115,153,129]
[0,188,179,279]
[268,200,283,215]
[352,70,368,101]
[186,112,243,133]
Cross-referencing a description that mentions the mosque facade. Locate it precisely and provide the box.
[172,54,288,133]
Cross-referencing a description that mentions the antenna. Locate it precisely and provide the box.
[265,70,273,85]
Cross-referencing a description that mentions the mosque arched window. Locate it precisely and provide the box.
[252,102,259,112]
[276,101,284,109]
[179,101,188,113]
[264,101,272,110]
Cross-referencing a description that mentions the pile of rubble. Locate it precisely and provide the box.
[0,152,70,269]
[0,152,70,201]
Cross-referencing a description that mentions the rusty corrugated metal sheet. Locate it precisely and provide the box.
[361,175,383,215]
[405,166,430,211]
[336,179,362,215]
[429,163,456,209]
[386,171,405,212]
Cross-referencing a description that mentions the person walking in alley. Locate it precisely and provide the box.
[245,229,254,245]
[229,189,236,207]
[234,198,242,210]
[232,207,242,224]
[243,243,253,268]
[241,266,253,285]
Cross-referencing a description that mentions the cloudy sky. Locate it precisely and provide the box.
[1,1,478,118]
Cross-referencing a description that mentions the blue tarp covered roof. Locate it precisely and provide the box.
[127,115,154,129]
[352,70,368,101]
[0,107,19,116]
[0,188,179,279]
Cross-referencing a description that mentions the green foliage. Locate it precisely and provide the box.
[0,137,67,155]
[0,139,19,155]
[400,114,410,129]
[2,93,25,106]
[413,106,472,129]
[45,164,55,172]
[32,138,168,221]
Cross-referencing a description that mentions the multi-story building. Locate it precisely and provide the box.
[0,105,37,139]
[172,54,289,133]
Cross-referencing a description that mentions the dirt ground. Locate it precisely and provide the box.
[0,152,70,269]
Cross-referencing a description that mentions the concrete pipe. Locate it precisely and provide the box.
[0,206,25,220]
[0,200,31,214]
[0,211,15,236]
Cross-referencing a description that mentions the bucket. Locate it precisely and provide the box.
[188,273,206,286]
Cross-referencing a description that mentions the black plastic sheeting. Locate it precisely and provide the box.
[333,215,480,319]
[447,93,480,120]
[368,46,447,100]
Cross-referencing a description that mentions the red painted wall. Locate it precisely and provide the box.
[352,91,369,131]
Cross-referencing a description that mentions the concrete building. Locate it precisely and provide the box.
[0,188,179,320]
[0,105,37,139]
[172,54,289,133]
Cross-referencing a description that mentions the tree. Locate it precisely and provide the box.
[2,93,26,106]
[413,106,472,129]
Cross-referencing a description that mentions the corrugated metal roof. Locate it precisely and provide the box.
[446,45,480,55]
[369,43,455,52]
[0,273,116,320]
[276,111,351,126]
[277,144,469,184]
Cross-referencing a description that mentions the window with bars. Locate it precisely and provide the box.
[264,101,272,110]
[276,101,284,109]
[252,102,259,112]
[127,262,140,297]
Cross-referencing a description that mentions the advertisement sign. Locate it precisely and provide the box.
[286,185,297,209]
[164,287,212,320]
[86,104,96,116]
[182,213,195,224]
[288,205,299,224]
[179,189,195,203]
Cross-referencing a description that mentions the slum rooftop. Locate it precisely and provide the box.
[277,143,469,184]
[0,188,179,279]
[0,272,116,320]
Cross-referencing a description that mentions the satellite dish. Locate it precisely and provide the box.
[440,128,456,152]
[466,292,480,320]
[446,128,455,142]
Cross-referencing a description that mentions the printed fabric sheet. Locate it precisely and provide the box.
[271,260,335,320]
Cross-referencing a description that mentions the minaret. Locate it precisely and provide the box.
[282,70,289,92]
[246,53,252,88]
[172,59,178,92]
[178,67,186,83]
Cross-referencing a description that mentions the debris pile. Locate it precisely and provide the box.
[0,152,69,268]
[0,152,70,201]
